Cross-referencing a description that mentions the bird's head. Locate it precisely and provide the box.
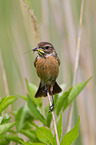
[32,42,56,57]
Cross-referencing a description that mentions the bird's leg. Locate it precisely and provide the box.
[49,86,54,112]
[49,92,54,112]
[42,81,48,96]
[42,82,54,112]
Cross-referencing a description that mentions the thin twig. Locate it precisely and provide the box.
[66,0,84,133]
[47,92,60,145]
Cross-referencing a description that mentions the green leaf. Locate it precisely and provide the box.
[15,104,33,131]
[0,116,2,123]
[0,138,10,145]
[0,113,11,125]
[60,117,80,145]
[16,106,27,131]
[1,117,11,125]
[45,105,52,128]
[46,112,52,128]
[36,127,54,145]
[17,95,28,101]
[57,113,62,141]
[19,140,33,145]
[20,130,39,142]
[26,79,42,108]
[54,84,66,104]
[0,122,15,140]
[20,140,46,145]
[30,143,46,145]
[56,77,92,115]
[28,97,46,125]
[0,96,17,114]
[63,77,92,111]
[53,135,57,145]
[58,83,66,97]
[26,79,37,99]
[56,89,72,116]
[5,134,23,144]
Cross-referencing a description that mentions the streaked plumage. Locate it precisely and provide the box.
[32,41,62,98]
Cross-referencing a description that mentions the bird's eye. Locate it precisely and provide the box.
[46,46,49,49]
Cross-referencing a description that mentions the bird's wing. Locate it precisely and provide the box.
[53,53,61,66]
[34,56,38,67]
[57,55,61,66]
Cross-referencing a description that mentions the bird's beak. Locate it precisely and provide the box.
[32,47,38,51]
[32,47,44,54]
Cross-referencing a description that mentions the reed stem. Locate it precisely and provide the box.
[66,0,84,133]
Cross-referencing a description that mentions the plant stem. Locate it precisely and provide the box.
[66,0,84,133]
[0,52,10,112]
[23,0,40,41]
[47,92,60,145]
[0,52,9,97]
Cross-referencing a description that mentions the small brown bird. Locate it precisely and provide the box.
[32,42,62,111]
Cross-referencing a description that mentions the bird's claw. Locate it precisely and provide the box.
[48,103,54,113]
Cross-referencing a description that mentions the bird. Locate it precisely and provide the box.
[32,41,62,111]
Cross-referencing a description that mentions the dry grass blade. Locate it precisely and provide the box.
[0,52,9,97]
[0,51,12,119]
[66,0,84,133]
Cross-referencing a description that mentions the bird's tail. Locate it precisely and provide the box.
[35,81,62,98]
[52,81,62,95]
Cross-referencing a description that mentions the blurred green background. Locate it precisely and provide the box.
[0,0,95,145]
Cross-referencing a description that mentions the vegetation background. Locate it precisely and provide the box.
[0,0,95,145]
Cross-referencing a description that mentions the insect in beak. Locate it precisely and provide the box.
[32,47,44,54]
[32,47,38,51]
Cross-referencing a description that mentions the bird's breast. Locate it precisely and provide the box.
[36,56,59,84]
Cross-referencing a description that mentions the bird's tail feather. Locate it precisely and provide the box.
[52,81,62,95]
[35,81,62,98]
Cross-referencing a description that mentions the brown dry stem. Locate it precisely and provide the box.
[66,0,84,133]
[0,51,12,116]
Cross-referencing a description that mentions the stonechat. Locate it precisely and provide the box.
[32,42,62,111]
